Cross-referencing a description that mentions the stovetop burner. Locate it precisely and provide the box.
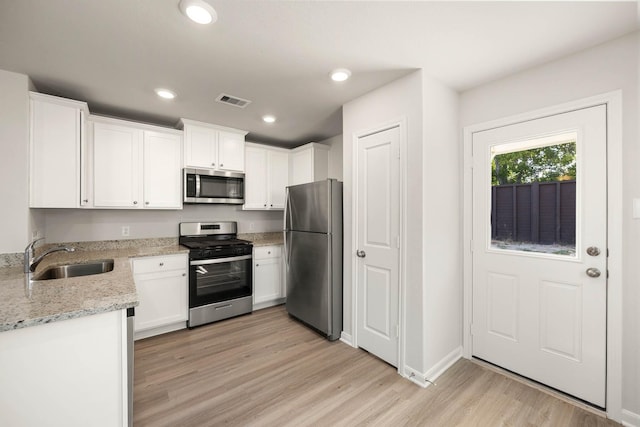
[179,222,252,260]
[180,238,251,250]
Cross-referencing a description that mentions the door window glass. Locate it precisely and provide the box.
[489,132,577,257]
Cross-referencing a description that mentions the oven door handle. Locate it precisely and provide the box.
[190,255,252,266]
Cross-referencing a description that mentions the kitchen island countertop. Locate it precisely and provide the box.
[0,239,188,332]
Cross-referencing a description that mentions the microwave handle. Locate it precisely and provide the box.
[195,174,201,198]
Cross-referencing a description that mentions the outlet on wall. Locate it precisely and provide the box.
[121,226,130,237]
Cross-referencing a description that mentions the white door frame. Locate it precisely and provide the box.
[462,91,623,421]
[350,117,407,375]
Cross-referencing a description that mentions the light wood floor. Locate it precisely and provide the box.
[134,305,618,426]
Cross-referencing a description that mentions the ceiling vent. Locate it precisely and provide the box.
[215,93,252,109]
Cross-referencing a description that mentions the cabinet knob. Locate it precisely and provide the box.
[256,263,259,267]
[220,163,224,167]
[264,204,267,207]
[159,262,164,267]
[145,201,149,205]
[270,204,273,207]
[133,201,138,205]
[82,199,88,203]
[182,273,186,277]
[212,163,215,166]
[267,251,271,254]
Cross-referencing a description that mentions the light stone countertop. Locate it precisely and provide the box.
[239,232,284,246]
[0,240,188,333]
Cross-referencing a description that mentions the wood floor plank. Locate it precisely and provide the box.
[133,305,619,426]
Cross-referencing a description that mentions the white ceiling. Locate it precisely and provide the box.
[0,1,637,147]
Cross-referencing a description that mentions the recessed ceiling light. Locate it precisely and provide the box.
[155,88,176,99]
[330,68,351,82]
[179,0,217,25]
[262,115,276,124]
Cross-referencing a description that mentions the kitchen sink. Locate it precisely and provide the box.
[34,260,115,280]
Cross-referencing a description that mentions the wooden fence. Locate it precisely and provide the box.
[491,181,576,245]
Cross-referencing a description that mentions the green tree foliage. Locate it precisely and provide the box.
[492,142,576,185]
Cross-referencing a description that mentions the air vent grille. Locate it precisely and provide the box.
[216,93,252,109]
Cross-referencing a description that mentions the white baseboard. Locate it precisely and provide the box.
[340,331,355,347]
[622,409,640,427]
[402,346,463,388]
[134,321,186,340]
[253,299,285,311]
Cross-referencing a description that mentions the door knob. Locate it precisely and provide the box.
[356,250,366,258]
[586,268,601,278]
[586,246,601,256]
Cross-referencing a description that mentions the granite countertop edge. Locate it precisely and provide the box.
[0,243,189,333]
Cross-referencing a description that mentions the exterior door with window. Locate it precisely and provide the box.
[472,105,607,407]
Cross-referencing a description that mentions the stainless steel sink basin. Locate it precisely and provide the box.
[34,260,114,280]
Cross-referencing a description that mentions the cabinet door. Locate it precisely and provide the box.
[244,146,268,209]
[30,98,81,208]
[218,131,245,172]
[93,122,142,208]
[253,257,282,304]
[134,270,188,332]
[290,148,313,185]
[185,125,216,168]
[143,131,182,209]
[268,150,289,209]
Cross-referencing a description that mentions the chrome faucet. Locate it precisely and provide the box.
[24,238,75,274]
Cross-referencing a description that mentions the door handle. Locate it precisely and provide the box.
[586,246,601,256]
[586,268,601,278]
[356,250,366,258]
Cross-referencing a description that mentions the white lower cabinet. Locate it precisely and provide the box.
[132,253,188,339]
[0,310,128,427]
[253,245,285,310]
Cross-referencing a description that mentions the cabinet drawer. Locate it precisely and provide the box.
[254,245,282,260]
[132,254,187,275]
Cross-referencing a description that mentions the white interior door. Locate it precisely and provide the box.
[356,127,400,367]
[472,105,607,407]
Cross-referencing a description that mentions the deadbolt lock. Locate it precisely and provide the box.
[586,246,601,257]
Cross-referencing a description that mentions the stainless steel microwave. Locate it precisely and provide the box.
[183,168,244,204]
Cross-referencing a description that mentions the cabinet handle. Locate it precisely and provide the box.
[159,262,164,267]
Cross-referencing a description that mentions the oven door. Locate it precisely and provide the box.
[189,255,252,308]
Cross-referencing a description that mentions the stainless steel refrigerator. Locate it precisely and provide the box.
[284,179,343,341]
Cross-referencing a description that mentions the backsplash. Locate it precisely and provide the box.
[37,204,283,243]
[0,253,23,268]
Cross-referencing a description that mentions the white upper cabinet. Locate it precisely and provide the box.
[268,150,289,209]
[29,92,88,208]
[91,117,182,209]
[143,131,183,208]
[93,121,142,208]
[244,145,268,209]
[243,143,289,210]
[181,119,247,172]
[289,142,329,186]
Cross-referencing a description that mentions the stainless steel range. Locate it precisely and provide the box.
[179,222,253,328]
